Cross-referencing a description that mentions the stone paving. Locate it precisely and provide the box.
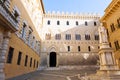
[7,66,98,80]
[7,66,120,80]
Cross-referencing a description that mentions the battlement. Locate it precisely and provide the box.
[44,11,101,19]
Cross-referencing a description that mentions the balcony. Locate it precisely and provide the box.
[0,1,19,31]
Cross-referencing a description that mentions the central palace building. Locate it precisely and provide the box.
[40,12,100,67]
[0,0,120,79]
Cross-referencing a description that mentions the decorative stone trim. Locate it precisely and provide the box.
[0,31,11,80]
[44,11,100,20]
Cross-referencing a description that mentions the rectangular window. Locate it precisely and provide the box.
[7,47,14,63]
[117,18,120,28]
[34,59,36,68]
[110,23,115,32]
[30,57,32,67]
[85,21,88,26]
[106,29,109,38]
[88,46,91,51]
[94,22,97,26]
[68,46,70,51]
[75,34,81,40]
[78,46,80,52]
[12,6,20,22]
[85,35,91,40]
[76,21,78,25]
[21,23,26,38]
[24,55,28,66]
[66,21,69,25]
[17,51,22,65]
[114,41,120,50]
[65,34,71,40]
[36,61,39,68]
[55,34,61,40]
[14,10,19,19]
[47,20,50,25]
[109,42,112,47]
[57,21,60,25]
[31,36,35,47]
[28,29,32,44]
[95,35,99,40]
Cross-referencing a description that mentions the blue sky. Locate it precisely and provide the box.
[43,0,112,16]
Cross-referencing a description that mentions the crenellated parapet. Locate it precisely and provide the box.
[44,11,101,19]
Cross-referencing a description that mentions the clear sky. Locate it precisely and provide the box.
[43,0,112,16]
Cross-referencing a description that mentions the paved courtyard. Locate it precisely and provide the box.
[7,66,98,80]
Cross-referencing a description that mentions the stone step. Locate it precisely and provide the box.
[69,76,79,80]
[38,65,99,70]
[87,74,120,80]
[109,75,120,80]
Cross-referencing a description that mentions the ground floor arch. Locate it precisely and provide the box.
[49,52,57,67]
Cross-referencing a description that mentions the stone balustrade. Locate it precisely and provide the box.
[0,2,19,31]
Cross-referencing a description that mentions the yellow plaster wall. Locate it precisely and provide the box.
[3,0,42,79]
[5,33,40,79]
[101,2,120,68]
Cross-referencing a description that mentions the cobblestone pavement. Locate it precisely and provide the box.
[7,69,97,80]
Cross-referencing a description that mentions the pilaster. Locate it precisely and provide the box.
[0,31,11,80]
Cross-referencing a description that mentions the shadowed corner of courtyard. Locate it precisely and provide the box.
[6,66,99,80]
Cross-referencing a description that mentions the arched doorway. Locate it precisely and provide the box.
[49,52,56,67]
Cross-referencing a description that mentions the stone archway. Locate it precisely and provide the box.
[49,52,57,67]
[47,45,59,67]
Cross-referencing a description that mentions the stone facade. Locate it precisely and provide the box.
[1,0,118,79]
[40,12,101,67]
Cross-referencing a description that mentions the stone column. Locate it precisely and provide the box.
[47,52,49,67]
[0,31,11,80]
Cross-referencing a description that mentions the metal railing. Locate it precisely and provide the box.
[0,1,19,30]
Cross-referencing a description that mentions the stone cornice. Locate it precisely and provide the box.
[101,0,120,21]
[41,0,45,14]
[105,0,119,13]
[44,11,101,20]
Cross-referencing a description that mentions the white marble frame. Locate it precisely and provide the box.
[47,46,59,67]
[105,52,114,65]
